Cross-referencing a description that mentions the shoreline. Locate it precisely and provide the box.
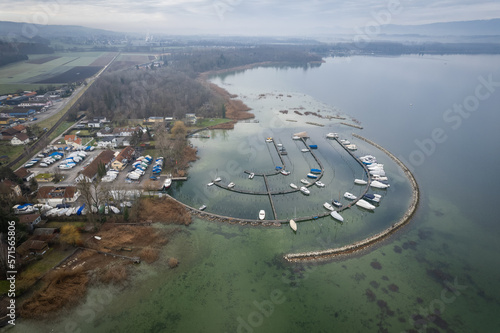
[283,133,419,262]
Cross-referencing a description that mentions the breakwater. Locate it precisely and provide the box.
[283,134,419,262]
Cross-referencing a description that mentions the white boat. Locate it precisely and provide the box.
[249,173,255,179]
[228,182,235,188]
[326,132,338,139]
[207,182,214,186]
[340,139,351,145]
[330,210,344,222]
[289,219,297,231]
[356,199,376,210]
[300,179,310,185]
[301,148,310,152]
[344,192,357,200]
[354,179,368,185]
[372,175,388,181]
[345,144,357,151]
[58,208,69,216]
[292,136,301,140]
[306,173,318,179]
[363,193,382,203]
[65,207,76,216]
[300,187,310,195]
[109,205,120,214]
[214,177,221,182]
[199,205,207,211]
[371,180,390,189]
[315,181,325,187]
[290,183,298,189]
[259,210,265,220]
[323,202,334,211]
[370,170,386,176]
[280,170,290,176]
[163,178,172,189]
[265,137,273,143]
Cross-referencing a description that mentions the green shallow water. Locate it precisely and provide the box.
[12,55,500,333]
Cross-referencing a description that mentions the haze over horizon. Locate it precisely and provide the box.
[1,0,500,36]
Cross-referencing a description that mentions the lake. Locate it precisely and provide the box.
[14,54,500,332]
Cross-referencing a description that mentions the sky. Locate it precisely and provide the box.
[1,0,500,36]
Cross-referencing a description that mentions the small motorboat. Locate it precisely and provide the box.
[266,137,273,143]
[340,139,351,145]
[323,202,334,211]
[301,148,310,152]
[330,211,344,222]
[315,181,325,187]
[307,173,318,179]
[199,205,207,211]
[207,182,214,186]
[363,193,382,203]
[292,136,301,140]
[249,173,255,179]
[280,170,290,176]
[300,179,310,185]
[326,133,338,139]
[214,177,221,182]
[370,180,390,189]
[163,178,172,190]
[354,179,368,185]
[372,175,388,181]
[332,200,343,208]
[356,199,376,210]
[289,219,297,231]
[300,187,310,195]
[290,183,298,189]
[228,182,235,188]
[309,145,318,149]
[344,192,357,200]
[310,168,322,174]
[345,144,357,151]
[259,210,265,220]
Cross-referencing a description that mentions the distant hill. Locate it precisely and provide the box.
[382,18,500,36]
[0,20,123,41]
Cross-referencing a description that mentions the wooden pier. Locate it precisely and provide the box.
[263,175,278,219]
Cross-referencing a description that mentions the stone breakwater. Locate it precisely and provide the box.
[283,133,420,262]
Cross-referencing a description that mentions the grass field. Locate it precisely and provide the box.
[0,142,25,164]
[194,118,233,128]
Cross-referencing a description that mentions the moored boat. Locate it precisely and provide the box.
[199,205,207,211]
[290,183,298,189]
[301,148,310,152]
[300,179,310,185]
[307,173,318,179]
[344,192,357,200]
[259,210,265,220]
[249,173,255,179]
[326,132,338,139]
[345,144,357,151]
[332,200,343,208]
[356,199,376,210]
[228,182,235,188]
[354,179,368,185]
[280,170,290,175]
[163,177,172,190]
[363,193,382,203]
[214,177,221,182]
[370,180,390,189]
[289,219,297,231]
[323,202,334,211]
[300,187,310,195]
[310,168,322,174]
[330,211,344,222]
[315,181,325,187]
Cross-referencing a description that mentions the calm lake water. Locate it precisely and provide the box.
[14,55,500,333]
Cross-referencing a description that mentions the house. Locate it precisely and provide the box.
[11,133,30,145]
[14,167,35,182]
[17,239,49,257]
[145,116,164,124]
[64,134,82,146]
[1,127,19,140]
[37,186,80,206]
[185,113,197,125]
[112,126,141,137]
[18,213,41,232]
[0,117,14,126]
[12,124,27,133]
[32,228,58,242]
[0,179,22,198]
[96,127,114,137]
[97,136,117,149]
[77,149,115,182]
[115,137,130,147]
[111,146,135,170]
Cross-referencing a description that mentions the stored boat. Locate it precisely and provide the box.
[330,211,344,222]
[356,199,376,210]
[300,187,310,195]
[344,192,357,200]
[259,210,266,220]
[292,136,301,140]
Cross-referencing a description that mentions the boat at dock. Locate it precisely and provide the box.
[290,183,298,189]
[228,182,235,188]
[259,210,265,220]
[370,180,390,189]
[310,168,322,174]
[301,148,309,152]
[307,173,318,179]
[363,193,382,203]
[292,136,301,140]
[332,200,343,208]
[315,181,325,187]
[356,199,376,210]
[300,179,310,185]
[266,137,273,143]
[340,139,351,145]
[249,173,255,179]
[207,182,214,186]
[280,170,290,175]
[344,192,357,200]
[330,211,344,222]
[323,202,334,211]
[309,144,318,149]
[214,177,221,182]
[300,187,310,195]
[289,219,297,231]
[345,144,357,151]
[199,205,207,211]
[163,177,172,190]
[354,179,367,185]
[326,133,339,139]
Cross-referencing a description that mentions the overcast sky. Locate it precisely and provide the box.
[1,0,500,35]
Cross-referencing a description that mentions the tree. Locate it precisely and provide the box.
[60,225,81,246]
[97,162,106,180]
[171,121,187,137]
